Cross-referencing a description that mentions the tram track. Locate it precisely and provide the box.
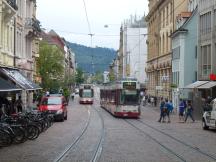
[91,105,105,162]
[136,119,216,161]
[124,119,187,162]
[125,119,216,162]
[54,106,91,162]
[54,103,105,162]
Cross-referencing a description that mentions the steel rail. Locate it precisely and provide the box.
[124,120,187,162]
[53,107,91,162]
[91,106,105,162]
[137,119,216,161]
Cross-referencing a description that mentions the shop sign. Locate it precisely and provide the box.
[156,86,163,90]
[161,75,169,82]
[210,74,216,81]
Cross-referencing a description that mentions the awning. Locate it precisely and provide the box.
[0,67,41,90]
[197,81,216,89]
[0,77,22,92]
[184,81,209,89]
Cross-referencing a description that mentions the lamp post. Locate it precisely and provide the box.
[88,33,94,75]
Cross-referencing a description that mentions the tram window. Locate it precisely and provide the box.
[82,89,92,97]
[120,90,139,105]
[111,91,116,102]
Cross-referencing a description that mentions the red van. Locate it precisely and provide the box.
[38,96,68,121]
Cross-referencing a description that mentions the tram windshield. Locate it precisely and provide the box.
[121,90,139,105]
[83,89,93,98]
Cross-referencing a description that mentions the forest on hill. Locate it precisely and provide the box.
[67,42,116,73]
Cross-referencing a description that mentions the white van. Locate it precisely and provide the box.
[202,98,216,130]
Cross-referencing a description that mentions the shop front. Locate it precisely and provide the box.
[0,66,41,112]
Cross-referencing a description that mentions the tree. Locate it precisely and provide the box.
[38,41,64,90]
[75,68,85,84]
[92,71,103,83]
[109,71,115,82]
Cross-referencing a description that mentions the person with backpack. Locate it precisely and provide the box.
[164,99,172,123]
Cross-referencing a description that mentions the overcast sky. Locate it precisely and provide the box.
[37,0,149,50]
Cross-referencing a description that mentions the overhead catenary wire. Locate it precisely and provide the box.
[82,0,92,35]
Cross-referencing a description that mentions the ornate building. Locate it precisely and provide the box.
[0,0,41,109]
[0,0,17,67]
[146,0,187,100]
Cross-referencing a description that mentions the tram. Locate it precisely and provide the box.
[79,84,94,104]
[100,78,141,118]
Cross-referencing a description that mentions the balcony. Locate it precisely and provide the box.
[25,18,41,38]
[2,0,17,22]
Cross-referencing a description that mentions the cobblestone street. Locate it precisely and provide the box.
[0,94,216,162]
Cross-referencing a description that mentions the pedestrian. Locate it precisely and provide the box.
[185,101,195,122]
[71,92,75,100]
[46,91,50,97]
[154,96,157,107]
[164,99,172,123]
[150,97,154,106]
[168,100,174,113]
[140,91,144,105]
[15,96,23,113]
[142,95,146,106]
[158,98,165,122]
[179,99,185,122]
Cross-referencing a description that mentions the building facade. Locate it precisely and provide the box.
[198,0,216,81]
[146,0,188,100]
[0,0,41,110]
[0,0,17,67]
[122,15,147,84]
[171,0,198,110]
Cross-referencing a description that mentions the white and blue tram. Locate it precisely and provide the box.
[100,78,141,118]
[79,84,94,104]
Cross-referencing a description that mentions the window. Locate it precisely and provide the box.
[172,47,180,60]
[195,71,197,81]
[172,71,179,86]
[200,12,211,35]
[214,9,216,27]
[195,46,197,58]
[201,45,211,75]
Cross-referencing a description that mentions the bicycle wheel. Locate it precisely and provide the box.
[0,130,13,147]
[11,126,26,143]
[27,125,40,140]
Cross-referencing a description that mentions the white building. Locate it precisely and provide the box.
[122,16,147,84]
[103,71,109,83]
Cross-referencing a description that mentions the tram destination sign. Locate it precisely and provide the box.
[123,82,136,89]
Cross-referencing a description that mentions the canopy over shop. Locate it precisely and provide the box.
[0,66,42,113]
[184,80,216,99]
[0,67,41,91]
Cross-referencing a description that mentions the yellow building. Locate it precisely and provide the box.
[146,0,187,100]
[0,0,17,67]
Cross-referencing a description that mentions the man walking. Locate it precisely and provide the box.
[185,101,195,122]
[158,98,165,122]
[179,99,185,122]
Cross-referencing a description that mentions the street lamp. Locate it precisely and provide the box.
[88,33,94,75]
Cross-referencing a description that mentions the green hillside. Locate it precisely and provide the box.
[67,42,116,74]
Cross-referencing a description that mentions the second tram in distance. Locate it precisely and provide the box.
[100,78,141,118]
[79,84,94,104]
